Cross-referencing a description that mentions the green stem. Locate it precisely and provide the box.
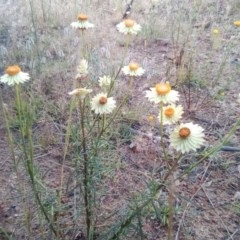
[106,159,179,240]
[79,99,92,238]
[112,34,131,84]
[106,115,240,239]
[15,85,59,238]
[159,102,170,169]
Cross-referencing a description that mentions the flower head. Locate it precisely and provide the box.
[71,14,94,29]
[76,59,88,77]
[170,122,205,154]
[148,115,155,123]
[122,62,145,77]
[0,65,30,86]
[146,82,179,104]
[68,88,92,100]
[234,21,240,27]
[98,75,112,89]
[212,28,220,34]
[91,93,116,114]
[116,19,141,35]
[159,104,183,125]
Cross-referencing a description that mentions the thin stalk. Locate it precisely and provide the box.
[0,88,31,236]
[180,116,240,178]
[15,85,59,238]
[112,34,131,83]
[106,159,180,240]
[159,102,170,169]
[57,98,76,230]
[28,0,41,74]
[167,180,174,240]
[79,99,92,238]
[81,29,87,60]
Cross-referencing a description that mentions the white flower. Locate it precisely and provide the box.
[146,82,179,104]
[98,75,112,88]
[116,19,141,35]
[71,14,94,29]
[68,88,92,100]
[170,122,205,154]
[122,62,145,77]
[159,104,183,125]
[76,59,88,76]
[91,93,116,114]
[0,65,30,86]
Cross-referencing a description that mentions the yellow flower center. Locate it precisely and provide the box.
[129,63,139,71]
[78,14,88,21]
[155,83,171,95]
[234,21,240,27]
[164,107,175,117]
[179,127,191,138]
[124,19,135,28]
[99,96,108,105]
[6,65,21,76]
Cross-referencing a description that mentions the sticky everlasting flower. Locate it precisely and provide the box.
[68,88,92,100]
[159,104,183,125]
[91,93,116,114]
[76,59,88,76]
[122,62,145,77]
[146,82,179,104]
[233,21,240,27]
[170,122,205,154]
[98,75,112,88]
[0,65,30,86]
[116,19,141,35]
[71,14,94,29]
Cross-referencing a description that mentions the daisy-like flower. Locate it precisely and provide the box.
[122,62,145,77]
[91,93,116,114]
[68,88,92,100]
[71,14,94,29]
[170,122,205,154]
[159,104,183,125]
[233,21,240,27]
[146,82,179,104]
[98,75,112,88]
[116,18,141,35]
[0,65,30,86]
